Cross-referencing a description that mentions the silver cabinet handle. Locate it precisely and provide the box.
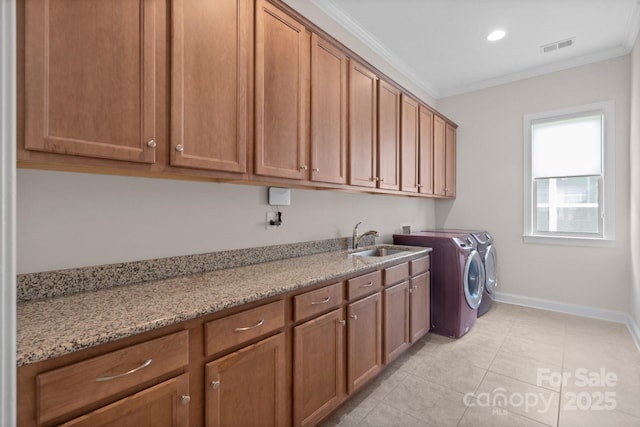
[180,395,191,405]
[300,165,308,171]
[311,297,330,305]
[339,320,346,326]
[312,167,320,172]
[234,319,265,332]
[210,380,220,390]
[360,282,373,288]
[175,144,184,152]
[350,314,358,321]
[95,358,153,382]
[147,139,156,148]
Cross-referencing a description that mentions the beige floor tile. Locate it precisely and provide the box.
[402,350,487,395]
[356,403,426,427]
[508,322,565,346]
[474,371,560,426]
[320,390,379,427]
[382,375,467,426]
[363,365,409,401]
[430,338,499,369]
[458,404,552,427]
[558,407,640,427]
[560,372,640,419]
[500,335,564,366]
[489,351,563,391]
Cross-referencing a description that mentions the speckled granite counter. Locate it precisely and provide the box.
[17,245,430,366]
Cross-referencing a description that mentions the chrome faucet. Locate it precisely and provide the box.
[352,222,380,249]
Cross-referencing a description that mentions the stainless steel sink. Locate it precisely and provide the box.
[351,247,408,257]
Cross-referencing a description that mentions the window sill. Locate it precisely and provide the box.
[522,234,616,248]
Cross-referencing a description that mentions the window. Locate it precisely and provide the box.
[523,101,615,246]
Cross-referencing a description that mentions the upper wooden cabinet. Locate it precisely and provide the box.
[377,80,401,191]
[433,115,457,198]
[170,0,251,173]
[400,95,419,193]
[348,59,378,188]
[24,0,158,163]
[255,0,310,180]
[310,34,348,185]
[445,122,457,197]
[418,106,434,195]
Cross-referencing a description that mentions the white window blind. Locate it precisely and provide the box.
[532,114,602,179]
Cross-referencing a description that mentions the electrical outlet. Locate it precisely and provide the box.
[266,212,279,230]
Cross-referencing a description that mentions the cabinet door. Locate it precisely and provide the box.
[383,282,410,364]
[418,106,434,195]
[348,60,378,188]
[60,374,189,427]
[347,292,382,393]
[294,308,345,427]
[377,80,401,190]
[255,0,310,179]
[206,333,287,427]
[170,0,250,173]
[25,0,157,163]
[400,95,419,193]
[445,123,457,198]
[433,114,446,196]
[410,272,431,343]
[310,34,347,185]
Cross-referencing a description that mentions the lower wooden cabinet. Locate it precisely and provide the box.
[293,308,345,427]
[410,272,431,342]
[205,333,287,427]
[60,374,190,427]
[347,292,382,393]
[383,281,411,364]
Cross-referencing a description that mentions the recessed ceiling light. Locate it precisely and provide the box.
[487,30,506,42]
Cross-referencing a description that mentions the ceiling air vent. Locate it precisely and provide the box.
[541,38,575,53]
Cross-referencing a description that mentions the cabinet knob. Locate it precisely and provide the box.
[180,395,191,405]
[339,320,346,326]
[210,380,220,390]
[175,144,184,152]
[146,139,156,148]
[350,314,358,321]
[380,178,384,183]
[300,165,308,171]
[375,177,380,182]
[312,167,320,172]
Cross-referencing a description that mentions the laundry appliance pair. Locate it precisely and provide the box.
[393,230,497,338]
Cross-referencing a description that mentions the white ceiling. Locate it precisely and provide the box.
[285,0,640,99]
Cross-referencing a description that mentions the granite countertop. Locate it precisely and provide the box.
[17,245,430,366]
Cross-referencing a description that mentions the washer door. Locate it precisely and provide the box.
[464,250,485,309]
[484,245,497,294]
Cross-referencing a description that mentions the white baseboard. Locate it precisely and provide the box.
[492,291,640,351]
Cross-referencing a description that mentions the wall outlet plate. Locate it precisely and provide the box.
[266,212,279,230]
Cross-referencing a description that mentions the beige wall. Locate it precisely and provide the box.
[17,169,435,274]
[630,39,640,330]
[436,56,632,314]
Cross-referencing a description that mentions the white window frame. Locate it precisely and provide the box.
[523,101,615,247]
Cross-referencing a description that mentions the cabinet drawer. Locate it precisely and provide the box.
[347,270,382,301]
[384,262,409,286]
[294,282,343,321]
[410,256,430,275]
[205,300,285,357]
[37,330,189,425]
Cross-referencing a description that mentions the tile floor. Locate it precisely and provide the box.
[321,302,640,427]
